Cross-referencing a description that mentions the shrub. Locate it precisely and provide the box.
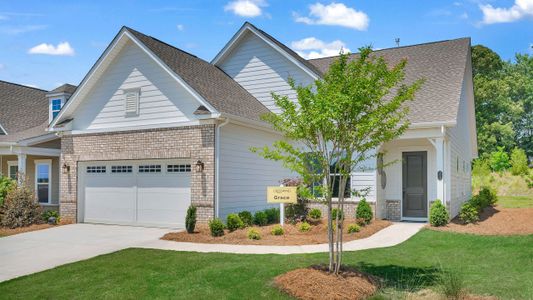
[253,211,268,226]
[264,207,280,224]
[489,147,510,172]
[459,202,479,224]
[308,208,322,219]
[42,210,60,224]
[238,211,253,227]
[347,223,361,233]
[226,213,244,232]
[0,185,42,228]
[355,218,367,227]
[332,208,343,221]
[247,228,261,240]
[271,225,284,236]
[356,198,373,224]
[429,200,449,227]
[0,176,16,207]
[298,221,311,232]
[208,218,225,237]
[479,186,497,206]
[185,205,197,233]
[510,148,529,176]
[469,195,484,212]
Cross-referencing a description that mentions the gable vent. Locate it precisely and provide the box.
[124,89,140,116]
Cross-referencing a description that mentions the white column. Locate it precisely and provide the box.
[433,138,445,205]
[17,154,27,185]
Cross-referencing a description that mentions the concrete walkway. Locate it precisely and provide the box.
[138,222,424,254]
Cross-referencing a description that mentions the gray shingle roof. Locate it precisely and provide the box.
[308,38,471,124]
[0,80,49,142]
[49,83,77,95]
[126,27,270,122]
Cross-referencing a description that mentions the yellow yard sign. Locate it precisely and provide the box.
[267,186,297,204]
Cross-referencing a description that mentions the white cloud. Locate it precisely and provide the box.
[28,42,75,56]
[480,0,533,24]
[291,37,350,59]
[177,24,184,31]
[224,0,266,17]
[294,2,369,30]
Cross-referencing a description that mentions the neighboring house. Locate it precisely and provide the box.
[9,21,471,228]
[0,81,76,209]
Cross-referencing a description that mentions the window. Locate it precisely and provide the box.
[51,99,62,119]
[330,162,351,198]
[7,162,18,180]
[124,89,140,116]
[35,161,51,204]
[167,164,191,173]
[87,166,106,173]
[111,165,133,173]
[139,165,161,173]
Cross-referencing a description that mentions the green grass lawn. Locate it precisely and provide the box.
[0,230,531,300]
[498,195,533,208]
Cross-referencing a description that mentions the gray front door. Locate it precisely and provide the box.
[402,151,427,218]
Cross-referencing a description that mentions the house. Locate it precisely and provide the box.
[3,22,476,227]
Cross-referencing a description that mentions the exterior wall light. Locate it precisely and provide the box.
[62,163,70,174]
[195,160,204,173]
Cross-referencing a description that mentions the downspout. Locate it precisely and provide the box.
[215,117,230,219]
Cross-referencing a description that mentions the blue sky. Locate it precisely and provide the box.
[0,0,531,90]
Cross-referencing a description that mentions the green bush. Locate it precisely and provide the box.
[208,218,225,237]
[429,200,449,227]
[479,186,497,206]
[490,147,510,172]
[0,185,42,228]
[253,211,268,226]
[226,213,244,232]
[510,148,529,176]
[332,208,343,221]
[459,202,479,224]
[247,228,261,240]
[0,176,16,207]
[185,205,197,233]
[298,221,311,232]
[308,208,322,219]
[469,195,485,212]
[271,225,284,236]
[264,207,280,224]
[347,223,361,233]
[42,210,60,224]
[238,211,253,227]
[356,198,373,224]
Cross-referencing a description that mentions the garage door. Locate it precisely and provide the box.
[78,160,191,228]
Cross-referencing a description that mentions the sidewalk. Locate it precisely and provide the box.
[138,222,425,255]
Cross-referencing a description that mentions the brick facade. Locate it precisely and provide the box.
[59,125,216,223]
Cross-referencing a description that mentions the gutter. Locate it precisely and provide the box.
[214,117,230,219]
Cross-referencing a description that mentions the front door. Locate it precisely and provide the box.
[402,151,427,218]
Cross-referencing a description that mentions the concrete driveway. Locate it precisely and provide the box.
[0,224,171,282]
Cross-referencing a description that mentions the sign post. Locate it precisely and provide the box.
[267,186,297,227]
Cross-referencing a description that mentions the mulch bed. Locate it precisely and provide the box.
[162,219,391,245]
[0,224,57,237]
[429,205,533,235]
[274,265,379,300]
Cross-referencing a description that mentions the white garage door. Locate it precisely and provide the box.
[78,160,191,228]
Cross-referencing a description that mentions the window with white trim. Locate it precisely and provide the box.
[111,166,133,173]
[167,164,191,173]
[51,99,62,119]
[35,161,51,204]
[139,165,161,173]
[124,89,140,116]
[87,166,106,173]
[7,161,18,180]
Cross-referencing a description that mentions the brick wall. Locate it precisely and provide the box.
[308,201,377,220]
[59,125,215,223]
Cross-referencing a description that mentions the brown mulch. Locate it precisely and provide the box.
[0,224,57,237]
[429,205,533,235]
[274,265,379,300]
[162,219,391,245]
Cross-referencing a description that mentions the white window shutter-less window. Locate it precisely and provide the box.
[124,89,140,116]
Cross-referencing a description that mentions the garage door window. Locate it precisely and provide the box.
[167,164,191,173]
[111,166,133,173]
[139,165,161,173]
[87,166,106,173]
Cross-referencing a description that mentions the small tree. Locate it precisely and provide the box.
[489,146,510,172]
[185,205,197,233]
[510,148,529,176]
[253,48,423,274]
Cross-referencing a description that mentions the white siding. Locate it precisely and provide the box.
[446,58,475,218]
[351,151,377,202]
[219,31,315,113]
[218,123,293,219]
[72,41,200,131]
